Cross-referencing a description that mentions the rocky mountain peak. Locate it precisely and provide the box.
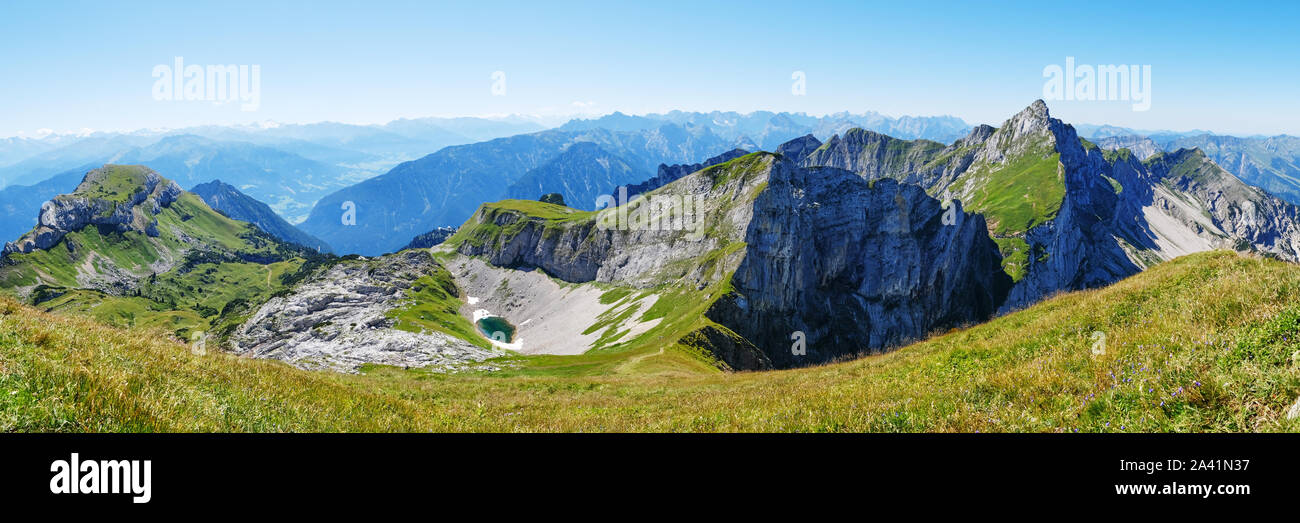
[972,100,1086,172]
[3,164,183,256]
[990,100,1058,147]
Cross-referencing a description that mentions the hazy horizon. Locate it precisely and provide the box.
[5,101,1289,142]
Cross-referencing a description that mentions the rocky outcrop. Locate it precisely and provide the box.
[973,102,1136,309]
[233,250,503,372]
[988,104,1300,310]
[3,165,181,256]
[1143,149,1300,260]
[801,128,947,181]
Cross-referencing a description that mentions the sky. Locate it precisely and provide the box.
[1,0,1298,137]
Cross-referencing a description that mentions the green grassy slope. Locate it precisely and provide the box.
[957,151,1065,236]
[71,164,154,204]
[951,141,1065,281]
[3,250,1297,432]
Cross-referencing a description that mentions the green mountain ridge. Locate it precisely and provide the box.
[191,179,332,253]
[0,165,325,340]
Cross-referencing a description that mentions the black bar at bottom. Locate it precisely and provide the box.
[0,433,1291,511]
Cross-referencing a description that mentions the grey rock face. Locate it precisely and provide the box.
[1162,134,1300,206]
[802,128,946,180]
[1145,149,1300,260]
[234,250,503,373]
[995,108,1300,310]
[712,169,1009,367]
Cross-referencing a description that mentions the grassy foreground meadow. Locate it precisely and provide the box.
[1,250,1298,432]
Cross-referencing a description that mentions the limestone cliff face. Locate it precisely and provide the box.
[984,102,1136,309]
[452,157,758,290]
[711,168,1009,368]
[3,165,182,256]
[451,103,1300,367]
[452,153,1010,368]
[1140,149,1300,261]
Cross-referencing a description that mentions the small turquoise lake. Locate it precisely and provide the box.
[476,316,516,343]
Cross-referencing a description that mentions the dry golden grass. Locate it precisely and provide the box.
[1,250,1298,432]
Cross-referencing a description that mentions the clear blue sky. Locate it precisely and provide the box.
[1,0,1297,137]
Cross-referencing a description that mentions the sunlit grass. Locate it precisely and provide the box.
[1,251,1297,432]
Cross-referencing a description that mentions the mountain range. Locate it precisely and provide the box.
[297,123,753,255]
[559,110,974,149]
[1079,127,1300,208]
[6,100,1300,374]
